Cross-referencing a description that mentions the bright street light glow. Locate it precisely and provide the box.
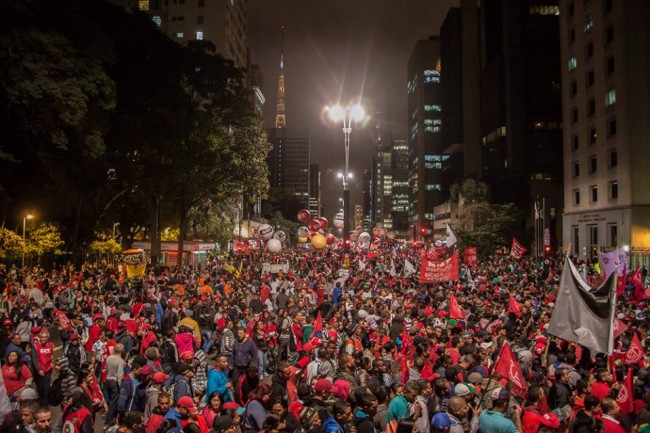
[328,105,345,122]
[350,104,365,122]
[337,172,343,178]
[26,214,34,220]
[348,173,354,179]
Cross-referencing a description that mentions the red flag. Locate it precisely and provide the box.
[624,332,644,365]
[631,265,644,290]
[616,368,634,414]
[616,265,627,296]
[313,312,323,338]
[508,295,522,318]
[53,308,74,332]
[449,293,465,320]
[510,237,527,259]
[613,318,629,339]
[493,342,528,398]
[419,251,459,283]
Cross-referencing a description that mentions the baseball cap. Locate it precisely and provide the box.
[431,412,452,429]
[140,365,154,376]
[152,372,169,383]
[70,333,80,341]
[314,378,332,393]
[454,383,475,397]
[468,372,483,385]
[540,413,561,428]
[491,387,511,401]
[176,396,198,414]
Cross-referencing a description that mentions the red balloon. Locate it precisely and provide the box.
[317,217,329,229]
[325,233,336,245]
[297,209,311,223]
[308,219,322,232]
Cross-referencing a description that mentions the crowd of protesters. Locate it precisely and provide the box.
[0,242,649,433]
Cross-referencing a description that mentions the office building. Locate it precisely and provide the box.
[391,139,410,234]
[266,128,310,209]
[560,0,650,260]
[308,164,321,218]
[407,37,446,237]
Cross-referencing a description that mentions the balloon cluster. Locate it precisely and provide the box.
[296,209,334,249]
[257,223,287,253]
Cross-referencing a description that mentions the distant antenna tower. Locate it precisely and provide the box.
[275,25,286,128]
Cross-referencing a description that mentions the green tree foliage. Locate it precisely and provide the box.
[0,228,25,259]
[26,222,65,257]
[0,0,270,263]
[455,203,525,257]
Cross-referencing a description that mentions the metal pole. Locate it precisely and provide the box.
[343,116,351,251]
[21,217,26,269]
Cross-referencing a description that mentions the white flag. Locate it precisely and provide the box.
[389,259,396,277]
[404,259,416,276]
[358,259,366,271]
[446,223,457,248]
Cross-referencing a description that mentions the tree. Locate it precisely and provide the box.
[455,203,525,257]
[25,223,65,261]
[0,228,25,260]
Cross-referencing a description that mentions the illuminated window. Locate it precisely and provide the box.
[139,0,150,10]
[152,16,162,26]
[176,32,184,38]
[196,31,203,40]
[424,105,441,112]
[568,57,577,71]
[605,89,616,107]
[584,12,594,31]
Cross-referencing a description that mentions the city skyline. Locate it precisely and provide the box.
[248,0,458,220]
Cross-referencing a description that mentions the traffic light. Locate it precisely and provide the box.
[544,245,552,254]
[420,227,427,235]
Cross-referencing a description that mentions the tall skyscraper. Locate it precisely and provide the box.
[560,0,650,259]
[439,0,564,249]
[391,139,410,234]
[308,164,321,218]
[371,113,393,229]
[407,37,446,236]
[266,26,309,210]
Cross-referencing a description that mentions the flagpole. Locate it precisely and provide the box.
[476,341,504,409]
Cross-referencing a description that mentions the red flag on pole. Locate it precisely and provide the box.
[493,342,528,398]
[508,295,522,318]
[624,332,644,365]
[616,368,634,414]
[313,312,323,338]
[449,294,465,320]
[631,265,644,290]
[510,237,527,259]
[613,318,629,339]
[616,265,627,296]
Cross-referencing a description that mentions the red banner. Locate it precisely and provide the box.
[510,237,527,259]
[624,332,644,365]
[419,251,459,284]
[508,295,522,318]
[613,318,629,339]
[463,247,478,266]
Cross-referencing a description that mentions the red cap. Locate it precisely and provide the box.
[176,396,198,414]
[314,379,332,393]
[70,333,80,340]
[296,356,310,370]
[152,372,169,383]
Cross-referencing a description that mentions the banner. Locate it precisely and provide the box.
[613,318,628,339]
[123,249,147,278]
[624,332,644,365]
[510,237,527,259]
[616,368,634,414]
[419,251,459,284]
[599,250,627,277]
[449,293,465,319]
[463,247,478,266]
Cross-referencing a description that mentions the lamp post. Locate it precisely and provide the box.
[327,103,365,249]
[22,213,33,268]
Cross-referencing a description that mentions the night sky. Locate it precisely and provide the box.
[248,1,458,222]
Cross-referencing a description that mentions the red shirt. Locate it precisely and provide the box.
[591,381,612,400]
[602,415,626,433]
[33,340,54,372]
[86,325,102,352]
[522,406,541,433]
[1,364,32,395]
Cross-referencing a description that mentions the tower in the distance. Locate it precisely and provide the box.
[275,26,286,128]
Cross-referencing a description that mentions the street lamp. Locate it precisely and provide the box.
[22,213,34,268]
[327,103,365,249]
